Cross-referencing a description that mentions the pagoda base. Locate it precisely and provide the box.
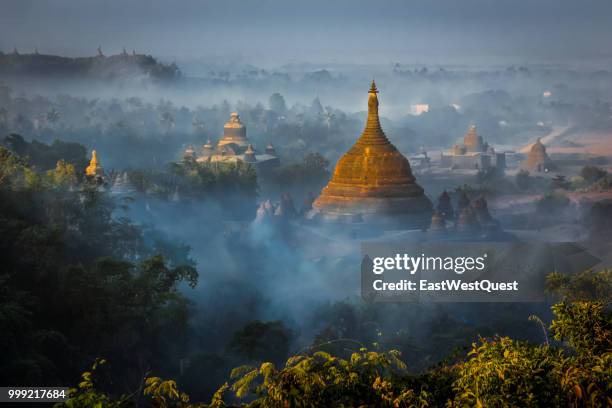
[307,195,433,230]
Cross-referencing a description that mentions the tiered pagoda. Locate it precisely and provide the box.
[309,81,432,227]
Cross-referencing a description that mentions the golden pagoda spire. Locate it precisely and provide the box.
[369,79,378,94]
[357,79,389,146]
[86,149,103,176]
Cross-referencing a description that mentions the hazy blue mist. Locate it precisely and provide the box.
[2,0,612,68]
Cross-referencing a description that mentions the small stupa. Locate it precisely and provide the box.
[309,81,432,227]
[428,210,447,234]
[85,150,104,177]
[456,190,471,213]
[243,144,257,163]
[437,190,454,219]
[456,207,480,233]
[202,139,214,156]
[471,195,493,224]
[265,143,276,155]
[183,145,196,160]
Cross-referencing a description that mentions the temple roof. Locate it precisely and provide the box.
[219,112,248,147]
[224,112,244,129]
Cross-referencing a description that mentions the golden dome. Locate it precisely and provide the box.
[523,138,551,171]
[218,112,248,147]
[310,81,432,226]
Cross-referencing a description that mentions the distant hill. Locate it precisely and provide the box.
[0,49,180,80]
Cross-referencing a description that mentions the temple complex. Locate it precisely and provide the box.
[522,138,553,172]
[440,125,505,170]
[85,150,104,177]
[185,112,279,170]
[308,81,432,227]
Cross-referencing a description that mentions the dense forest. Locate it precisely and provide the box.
[1,136,610,407]
[58,271,612,407]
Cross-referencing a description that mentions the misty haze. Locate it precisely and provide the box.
[0,1,611,407]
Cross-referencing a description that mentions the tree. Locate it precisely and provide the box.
[159,111,175,134]
[46,108,61,127]
[268,93,287,115]
[228,320,292,364]
[516,169,531,191]
[581,165,607,184]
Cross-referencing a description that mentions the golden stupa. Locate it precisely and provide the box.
[522,138,552,172]
[85,150,104,177]
[309,81,432,227]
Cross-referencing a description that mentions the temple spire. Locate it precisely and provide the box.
[86,150,104,177]
[358,80,388,146]
[369,79,378,94]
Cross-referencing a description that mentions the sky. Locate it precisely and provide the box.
[2,0,612,68]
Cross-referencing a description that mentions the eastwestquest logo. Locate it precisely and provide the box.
[361,242,599,303]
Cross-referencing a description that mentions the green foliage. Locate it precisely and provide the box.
[536,192,569,214]
[264,152,330,191]
[0,146,198,388]
[143,376,203,408]
[221,349,417,407]
[129,160,259,218]
[228,321,292,364]
[58,283,612,407]
[57,359,204,408]
[550,302,611,357]
[550,174,570,190]
[0,145,29,187]
[2,133,88,172]
[268,93,287,114]
[452,336,565,407]
[55,359,132,408]
[475,166,504,187]
[45,159,78,189]
[580,165,607,184]
[546,269,612,303]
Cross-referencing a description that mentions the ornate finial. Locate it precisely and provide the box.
[369,79,378,94]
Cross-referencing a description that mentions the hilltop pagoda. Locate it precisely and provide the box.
[309,81,432,227]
